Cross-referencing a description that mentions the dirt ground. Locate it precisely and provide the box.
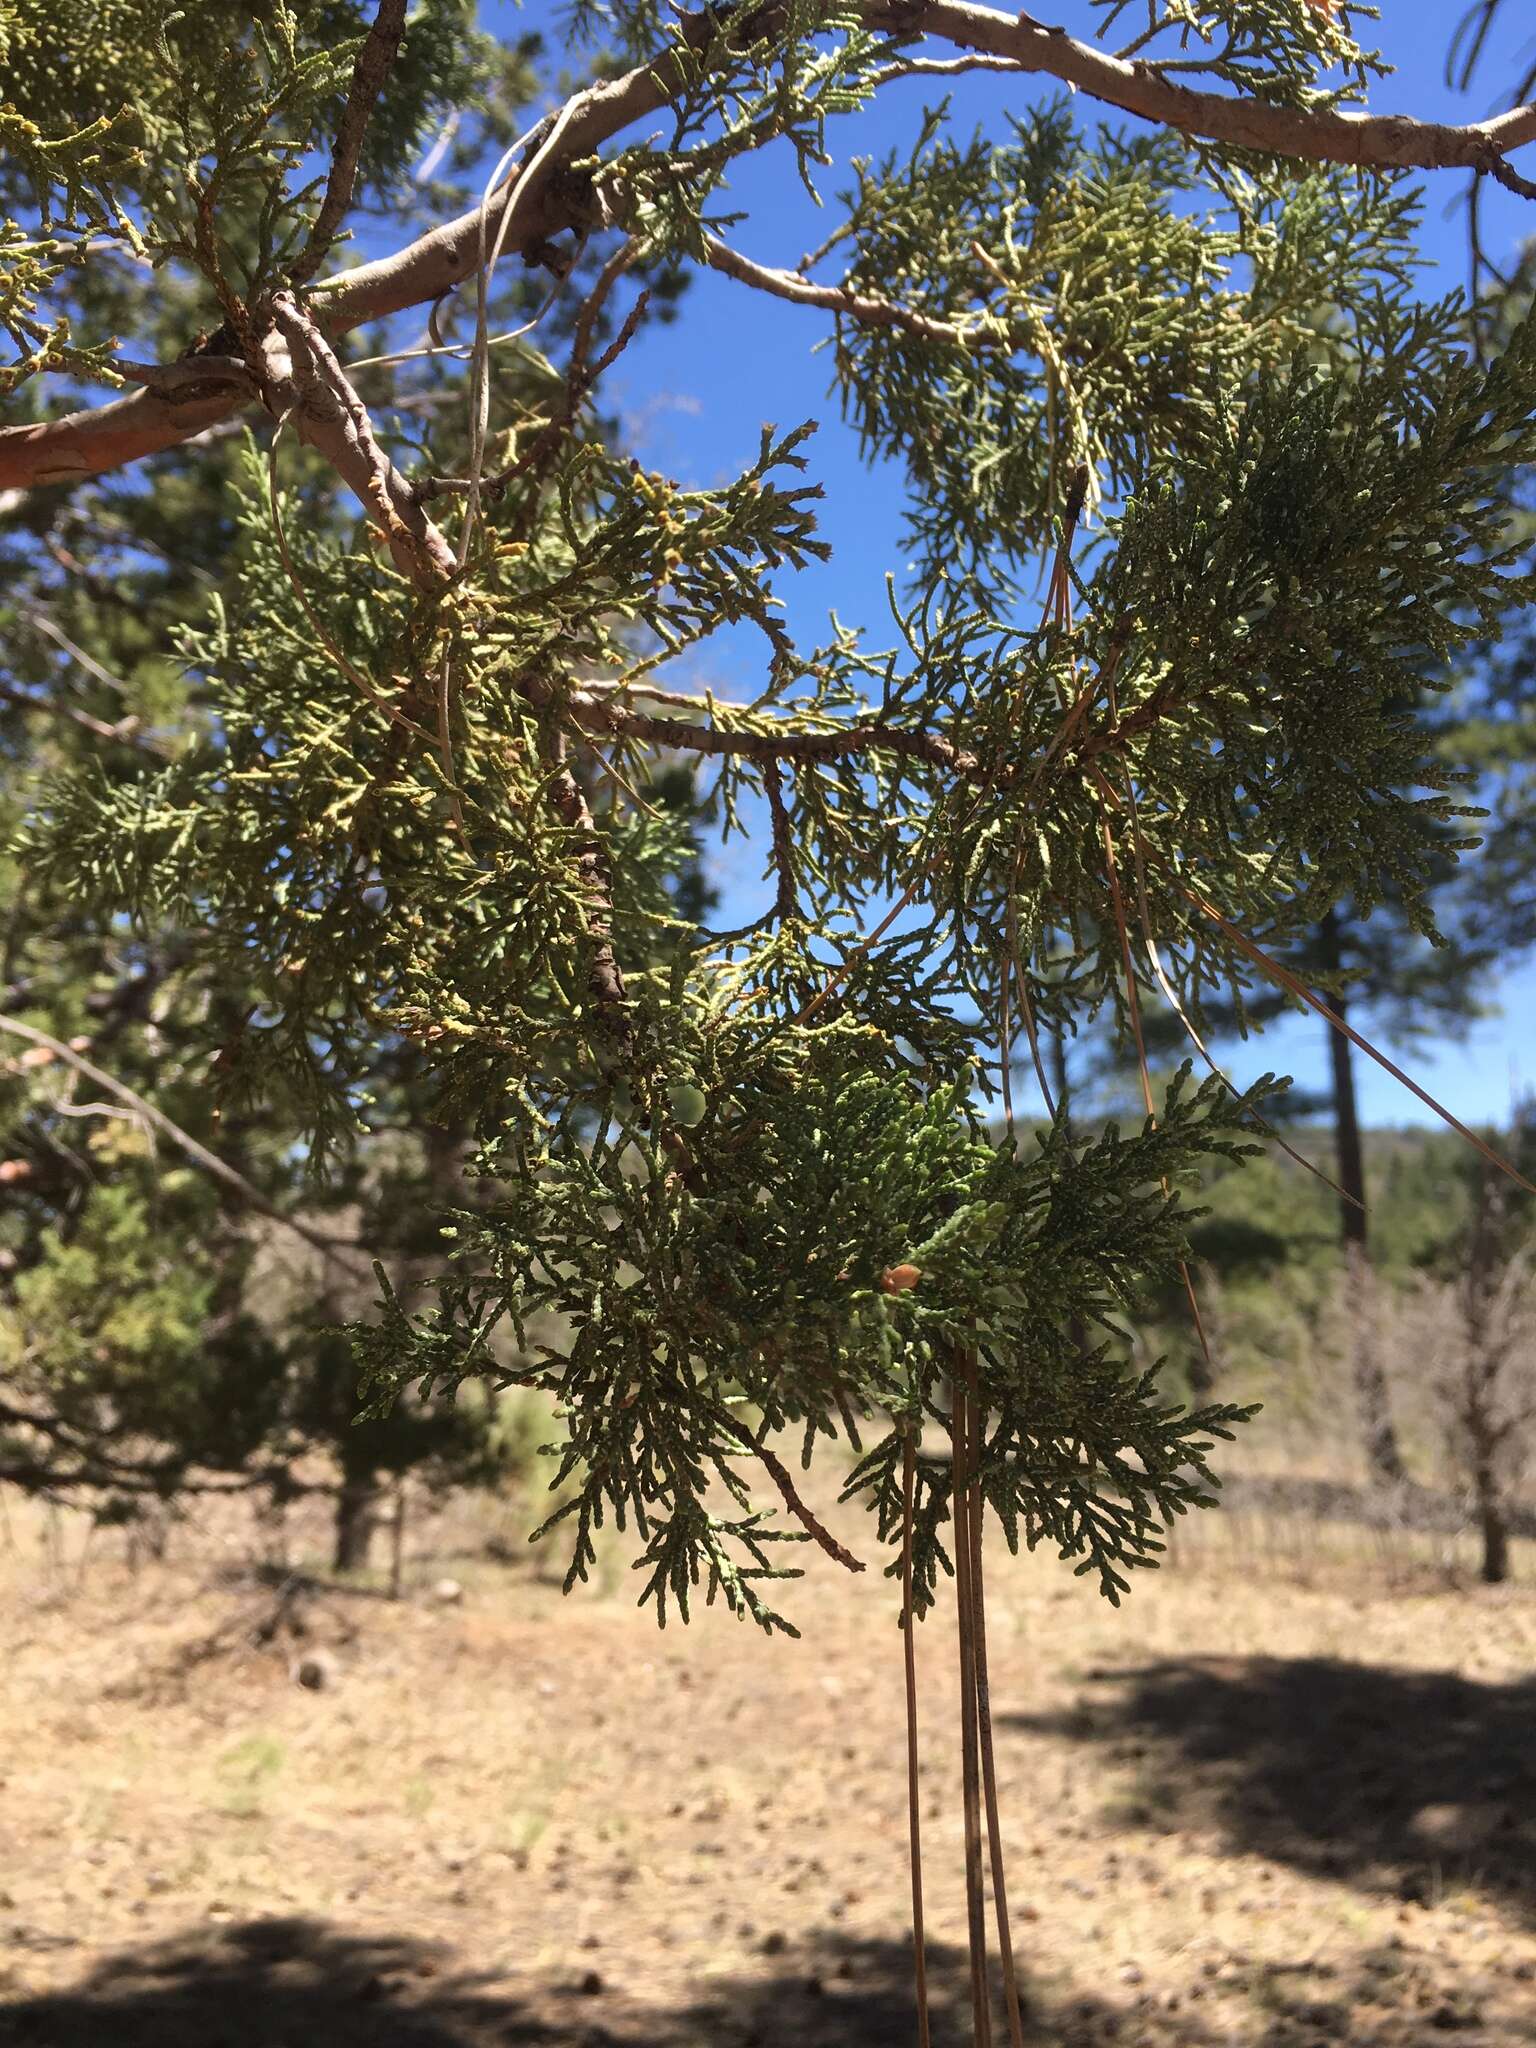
[4,1477,1536,2047]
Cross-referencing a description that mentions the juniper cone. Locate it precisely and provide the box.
[6,1,1536,1637]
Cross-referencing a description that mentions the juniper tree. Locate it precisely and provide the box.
[6,0,1536,2035]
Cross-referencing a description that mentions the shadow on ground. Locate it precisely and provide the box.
[0,1907,1260,2048]
[4,1911,1526,2048]
[0,1916,1037,2048]
[0,1920,973,2048]
[1011,1654,1536,1920]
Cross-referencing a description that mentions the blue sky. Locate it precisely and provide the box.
[504,0,1536,1125]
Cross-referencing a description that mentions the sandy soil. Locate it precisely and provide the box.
[3,1484,1536,2046]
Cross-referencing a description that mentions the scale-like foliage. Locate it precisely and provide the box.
[8,0,1536,1630]
[0,0,485,390]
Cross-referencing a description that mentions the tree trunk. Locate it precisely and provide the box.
[389,1480,407,1600]
[1320,909,1406,1487]
[1474,1454,1510,1585]
[334,1467,380,1572]
[1462,1175,1511,1587]
[256,1485,290,1572]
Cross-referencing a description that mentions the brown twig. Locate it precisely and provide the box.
[1007,896,1057,1120]
[572,694,982,778]
[701,233,998,350]
[901,1433,933,2048]
[763,758,799,922]
[261,413,432,737]
[291,0,409,287]
[1000,465,1091,1114]
[0,679,167,759]
[539,727,632,1041]
[1489,153,1536,200]
[753,1439,865,1571]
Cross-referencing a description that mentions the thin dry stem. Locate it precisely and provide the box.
[753,1441,866,1573]
[0,1012,364,1268]
[901,1435,933,2048]
[963,1357,1026,2048]
[951,1365,993,2047]
[291,0,409,286]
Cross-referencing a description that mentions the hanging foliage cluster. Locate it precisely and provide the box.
[5,0,1536,1645]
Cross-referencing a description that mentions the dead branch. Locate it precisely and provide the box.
[570,692,983,777]
[754,1439,865,1571]
[701,233,992,349]
[537,726,632,1040]
[763,758,798,921]
[0,678,167,758]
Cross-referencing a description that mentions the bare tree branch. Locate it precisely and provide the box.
[0,679,166,758]
[0,382,244,490]
[571,691,983,777]
[938,0,1536,168]
[864,51,1028,88]
[0,1393,323,1500]
[108,354,258,398]
[753,1438,865,1572]
[537,725,632,1039]
[258,291,458,593]
[15,603,136,698]
[701,233,991,349]
[291,0,409,288]
[763,758,799,922]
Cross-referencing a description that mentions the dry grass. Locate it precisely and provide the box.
[3,1466,1536,2047]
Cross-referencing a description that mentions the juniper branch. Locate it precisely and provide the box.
[257,290,457,592]
[570,693,983,776]
[5,0,1533,494]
